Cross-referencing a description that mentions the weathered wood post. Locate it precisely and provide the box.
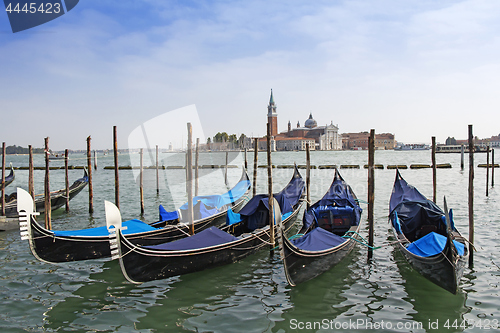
[306,142,311,209]
[65,149,69,212]
[87,136,93,214]
[486,144,490,197]
[156,145,159,195]
[195,138,200,197]
[1,142,5,216]
[461,144,465,170]
[432,136,437,203]
[93,150,97,170]
[368,129,375,260]
[244,148,247,169]
[186,123,194,235]
[113,126,120,209]
[267,123,275,250]
[140,148,144,215]
[225,151,229,187]
[468,125,474,267]
[44,137,51,230]
[253,139,258,197]
[492,148,495,187]
[28,145,34,199]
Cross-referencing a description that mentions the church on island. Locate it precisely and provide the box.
[258,90,342,151]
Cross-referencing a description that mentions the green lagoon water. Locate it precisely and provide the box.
[0,150,498,332]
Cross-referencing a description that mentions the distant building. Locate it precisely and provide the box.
[342,132,396,150]
[445,137,457,145]
[259,90,342,151]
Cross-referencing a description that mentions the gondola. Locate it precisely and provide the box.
[4,169,88,218]
[1,163,15,189]
[17,168,251,263]
[107,166,305,284]
[278,167,362,286]
[389,170,468,294]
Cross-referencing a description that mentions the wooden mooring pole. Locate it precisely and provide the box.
[368,129,375,260]
[461,144,465,171]
[93,150,97,170]
[492,148,495,187]
[87,136,93,214]
[267,122,274,250]
[140,148,144,216]
[468,125,474,267]
[486,144,490,197]
[432,136,437,203]
[253,139,258,197]
[44,137,51,230]
[113,126,120,209]
[306,142,311,209]
[1,142,5,216]
[225,151,229,187]
[156,145,159,195]
[244,148,247,169]
[186,123,194,235]
[65,149,69,212]
[28,145,34,199]
[195,138,199,197]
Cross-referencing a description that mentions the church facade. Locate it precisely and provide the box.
[259,90,342,151]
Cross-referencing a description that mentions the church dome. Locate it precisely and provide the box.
[304,113,317,128]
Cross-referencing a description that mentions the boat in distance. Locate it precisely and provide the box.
[279,167,362,286]
[389,170,468,294]
[1,164,15,189]
[4,168,88,218]
[17,168,251,264]
[107,166,305,284]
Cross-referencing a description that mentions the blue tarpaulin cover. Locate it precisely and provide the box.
[144,226,238,251]
[163,178,251,221]
[406,232,465,257]
[302,169,362,230]
[53,219,156,237]
[179,179,251,211]
[159,205,179,221]
[291,227,346,251]
[389,170,454,236]
[227,168,304,230]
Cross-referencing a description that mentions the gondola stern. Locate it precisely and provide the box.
[105,200,127,261]
[17,188,39,241]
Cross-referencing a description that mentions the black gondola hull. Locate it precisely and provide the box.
[27,197,248,263]
[281,224,360,286]
[392,225,468,294]
[117,205,301,283]
[4,173,88,217]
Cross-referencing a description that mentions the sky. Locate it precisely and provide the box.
[1,0,499,151]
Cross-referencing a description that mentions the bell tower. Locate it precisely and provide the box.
[267,89,278,137]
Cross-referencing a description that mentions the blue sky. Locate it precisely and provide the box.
[1,0,499,150]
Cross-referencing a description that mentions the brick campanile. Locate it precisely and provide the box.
[267,89,278,136]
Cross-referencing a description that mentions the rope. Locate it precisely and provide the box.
[270,233,304,251]
[342,231,381,250]
[355,199,368,204]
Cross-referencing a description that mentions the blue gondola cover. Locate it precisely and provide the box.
[302,172,361,230]
[230,169,304,230]
[144,226,238,251]
[163,179,251,219]
[406,232,465,257]
[291,227,346,251]
[53,219,157,237]
[159,205,179,221]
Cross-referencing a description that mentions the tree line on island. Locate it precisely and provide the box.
[207,132,249,150]
[1,145,45,155]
